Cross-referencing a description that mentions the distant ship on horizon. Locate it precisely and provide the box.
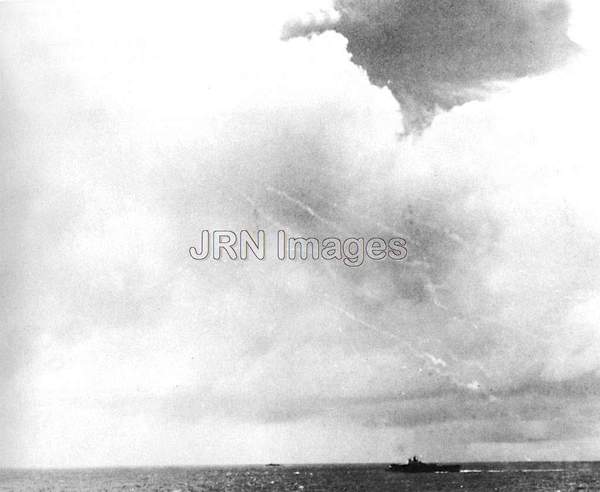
[387,456,461,473]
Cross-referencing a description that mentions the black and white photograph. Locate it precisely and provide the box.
[1,0,600,490]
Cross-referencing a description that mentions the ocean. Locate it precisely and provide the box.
[1,462,599,491]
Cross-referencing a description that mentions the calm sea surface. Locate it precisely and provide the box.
[1,462,599,491]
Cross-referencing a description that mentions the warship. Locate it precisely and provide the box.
[387,456,461,473]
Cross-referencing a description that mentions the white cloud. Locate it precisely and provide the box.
[1,0,600,466]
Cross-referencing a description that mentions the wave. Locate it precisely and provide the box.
[461,468,565,474]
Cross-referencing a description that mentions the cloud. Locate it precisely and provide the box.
[283,0,579,131]
[1,0,600,466]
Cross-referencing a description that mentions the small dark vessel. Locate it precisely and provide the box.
[265,463,281,467]
[387,456,460,473]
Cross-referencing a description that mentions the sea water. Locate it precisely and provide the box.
[1,462,599,491]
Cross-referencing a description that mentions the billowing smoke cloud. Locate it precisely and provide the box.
[1,0,599,467]
[283,0,578,131]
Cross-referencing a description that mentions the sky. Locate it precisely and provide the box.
[1,0,600,467]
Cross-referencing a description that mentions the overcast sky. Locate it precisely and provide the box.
[1,0,600,467]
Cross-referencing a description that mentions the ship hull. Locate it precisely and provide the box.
[387,463,461,473]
